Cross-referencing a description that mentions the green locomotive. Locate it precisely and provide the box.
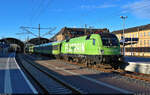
[27,32,123,69]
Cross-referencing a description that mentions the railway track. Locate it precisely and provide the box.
[21,53,150,94]
[16,54,81,94]
[69,59,150,83]
[66,59,150,83]
[29,54,150,83]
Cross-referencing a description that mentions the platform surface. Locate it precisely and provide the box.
[124,56,150,74]
[0,53,37,94]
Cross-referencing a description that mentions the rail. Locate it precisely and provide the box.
[16,54,81,94]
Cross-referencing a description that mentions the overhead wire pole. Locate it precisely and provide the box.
[39,24,40,38]
[18,24,56,45]
[120,16,128,56]
[85,24,87,34]
[38,24,41,44]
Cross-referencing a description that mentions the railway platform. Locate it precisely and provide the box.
[124,56,150,74]
[0,53,37,94]
[20,54,150,94]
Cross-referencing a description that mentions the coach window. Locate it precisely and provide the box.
[53,45,58,50]
[50,46,53,50]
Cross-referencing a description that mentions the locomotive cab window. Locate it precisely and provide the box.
[100,33,119,46]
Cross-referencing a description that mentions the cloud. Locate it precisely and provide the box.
[80,4,116,9]
[122,0,150,18]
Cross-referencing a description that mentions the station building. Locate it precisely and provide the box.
[112,24,150,57]
[50,27,109,41]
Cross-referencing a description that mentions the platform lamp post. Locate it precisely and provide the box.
[120,16,128,56]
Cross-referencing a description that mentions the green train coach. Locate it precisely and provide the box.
[27,32,123,69]
[28,41,61,55]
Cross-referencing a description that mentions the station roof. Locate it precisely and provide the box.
[0,37,51,51]
[0,38,24,51]
[50,27,109,41]
[112,24,150,34]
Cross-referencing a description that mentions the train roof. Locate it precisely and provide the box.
[34,41,62,47]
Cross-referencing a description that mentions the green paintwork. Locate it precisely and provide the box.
[32,41,61,55]
[61,34,121,56]
[29,46,34,53]
[30,33,121,56]
[52,41,61,55]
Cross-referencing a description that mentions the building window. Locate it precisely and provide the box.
[136,34,138,37]
[148,32,150,36]
[144,32,146,36]
[140,33,142,37]
[132,34,134,38]
[144,40,146,45]
[140,40,142,45]
[149,40,150,46]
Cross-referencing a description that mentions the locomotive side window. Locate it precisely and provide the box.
[93,39,95,45]
[100,33,119,46]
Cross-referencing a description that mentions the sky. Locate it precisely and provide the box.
[0,0,150,41]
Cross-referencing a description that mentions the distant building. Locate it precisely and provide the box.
[112,24,150,57]
[50,27,109,41]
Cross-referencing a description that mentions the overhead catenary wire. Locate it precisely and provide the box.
[30,0,53,25]
[18,24,56,39]
[30,0,46,25]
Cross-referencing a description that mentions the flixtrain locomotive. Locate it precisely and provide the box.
[26,32,123,69]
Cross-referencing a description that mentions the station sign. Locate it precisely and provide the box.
[120,37,138,42]
[125,38,138,42]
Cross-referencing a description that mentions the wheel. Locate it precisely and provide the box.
[112,62,119,70]
[76,57,81,63]
[55,55,60,59]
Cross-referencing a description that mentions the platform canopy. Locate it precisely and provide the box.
[0,38,24,52]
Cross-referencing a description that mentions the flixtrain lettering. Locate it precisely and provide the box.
[65,43,85,53]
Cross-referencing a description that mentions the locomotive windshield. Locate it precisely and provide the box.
[100,33,119,46]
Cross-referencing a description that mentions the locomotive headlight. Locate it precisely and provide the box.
[100,50,104,54]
